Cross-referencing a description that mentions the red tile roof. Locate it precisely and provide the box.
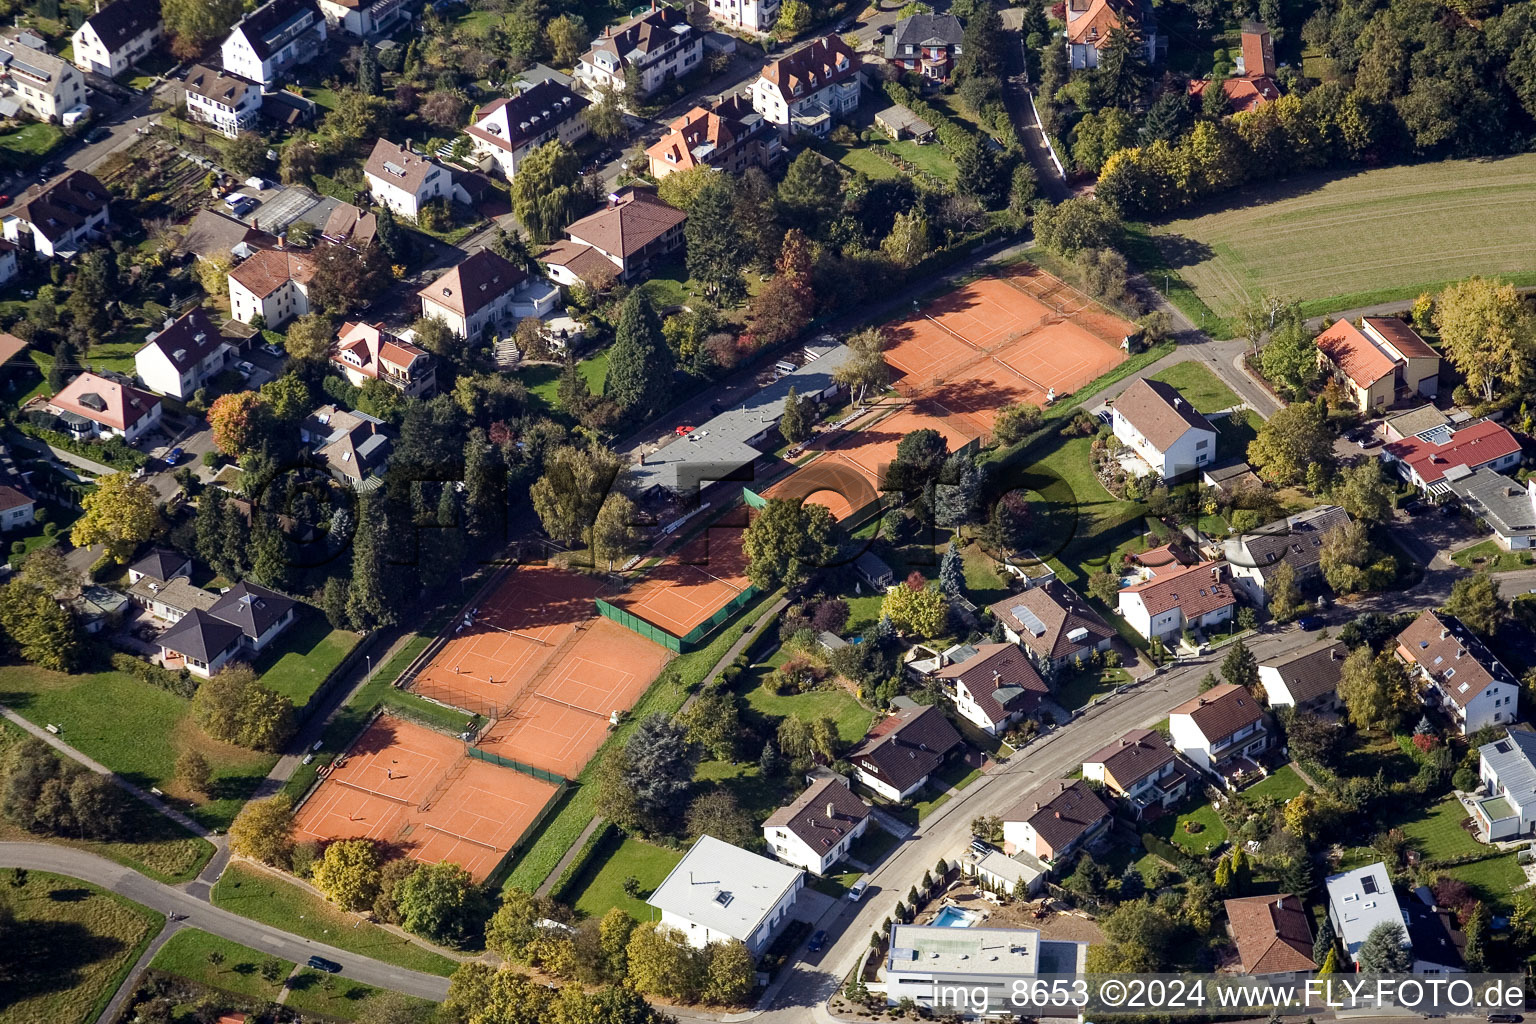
[936,643,1048,724]
[333,321,429,379]
[1170,682,1263,743]
[1384,419,1522,486]
[1186,75,1279,113]
[758,35,860,105]
[1225,894,1317,975]
[228,248,315,299]
[1317,318,1398,389]
[49,372,160,430]
[1066,0,1137,45]
[1120,560,1234,619]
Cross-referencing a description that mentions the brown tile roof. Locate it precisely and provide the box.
[1363,316,1437,360]
[228,248,315,299]
[851,704,963,795]
[140,306,224,374]
[1084,728,1176,791]
[1114,378,1217,451]
[0,483,33,511]
[1002,778,1111,852]
[989,581,1115,663]
[1225,894,1317,975]
[417,249,526,318]
[50,372,160,431]
[937,642,1048,723]
[537,239,617,283]
[565,188,686,260]
[1262,640,1348,705]
[363,138,446,196]
[0,331,27,367]
[1120,560,1234,619]
[185,64,257,108]
[586,6,694,64]
[1066,0,1136,45]
[762,777,871,855]
[1317,318,1397,389]
[1170,682,1264,744]
[16,171,111,244]
[1395,609,1516,709]
[321,201,376,248]
[758,34,860,105]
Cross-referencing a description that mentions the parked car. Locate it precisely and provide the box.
[807,930,828,953]
[1297,616,1322,631]
[236,360,256,377]
[307,955,342,974]
[165,446,184,465]
[847,877,869,902]
[262,342,285,358]
[85,125,112,144]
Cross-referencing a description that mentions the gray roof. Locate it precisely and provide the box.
[1326,862,1405,960]
[1445,469,1536,541]
[1223,504,1351,581]
[128,574,220,614]
[1384,404,1451,439]
[855,550,894,584]
[1480,729,1536,806]
[627,341,854,493]
[208,581,295,639]
[874,103,934,137]
[884,13,964,54]
[886,925,1082,980]
[129,548,191,581]
[647,835,802,943]
[159,607,244,662]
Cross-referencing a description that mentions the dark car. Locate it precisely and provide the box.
[86,125,112,144]
[1297,616,1323,631]
[1485,1015,1521,1023]
[1402,500,1427,516]
[307,955,342,973]
[807,930,828,953]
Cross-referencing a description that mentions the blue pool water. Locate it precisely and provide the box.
[932,906,978,928]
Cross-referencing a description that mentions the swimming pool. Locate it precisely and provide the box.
[932,905,980,928]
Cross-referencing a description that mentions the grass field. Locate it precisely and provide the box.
[149,929,292,1002]
[1451,540,1536,573]
[1150,155,1536,319]
[1243,764,1308,802]
[210,863,459,976]
[283,970,437,1020]
[1149,797,1229,855]
[250,607,359,710]
[1149,361,1242,414]
[739,654,875,748]
[570,836,684,922]
[1,870,164,1024]
[1385,795,1525,909]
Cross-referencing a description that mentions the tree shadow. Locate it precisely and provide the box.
[0,918,126,1013]
[46,887,93,902]
[1154,233,1216,270]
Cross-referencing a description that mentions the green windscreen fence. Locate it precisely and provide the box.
[677,584,760,647]
[742,487,768,509]
[595,585,760,653]
[467,746,570,787]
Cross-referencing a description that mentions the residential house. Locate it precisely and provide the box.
[1116,560,1235,643]
[1326,863,1465,973]
[849,703,963,802]
[1317,316,1440,412]
[1258,640,1347,713]
[363,139,459,220]
[137,572,295,676]
[331,320,436,397]
[4,171,111,258]
[178,208,274,263]
[301,403,391,487]
[1383,404,1457,443]
[207,581,297,653]
[134,307,235,400]
[0,31,87,123]
[47,372,161,442]
[1475,727,1536,841]
[1111,378,1218,481]
[1168,682,1270,782]
[647,834,803,956]
[884,14,964,81]
[750,35,861,138]
[546,188,686,285]
[762,776,871,875]
[320,201,376,249]
[705,0,778,33]
[576,7,702,99]
[1221,504,1352,606]
[315,0,409,38]
[965,848,1046,898]
[0,483,35,532]
[158,609,245,677]
[1064,0,1157,69]
[71,0,162,77]
[220,0,328,88]
[1000,778,1112,865]
[228,247,315,327]
[183,65,262,138]
[1081,728,1193,818]
[1201,457,1262,496]
[1382,419,1522,495]
[937,642,1048,736]
[466,80,590,181]
[884,925,1087,1015]
[646,94,778,179]
[418,248,558,340]
[988,580,1114,681]
[1187,24,1278,114]
[1395,610,1519,735]
[128,573,217,623]
[0,238,17,285]
[1445,468,1536,550]
[1224,894,1317,977]
[127,548,191,586]
[873,104,935,143]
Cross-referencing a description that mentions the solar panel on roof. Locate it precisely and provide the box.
[1010,605,1047,637]
[1416,424,1454,446]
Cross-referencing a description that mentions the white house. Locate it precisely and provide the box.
[158,609,245,678]
[885,925,1087,1015]
[1326,863,1465,973]
[1082,728,1192,818]
[0,30,88,123]
[1395,610,1519,736]
[331,320,436,397]
[1444,468,1536,551]
[1382,419,1522,496]
[183,65,263,138]
[935,642,1047,736]
[1116,560,1235,643]
[848,704,964,802]
[1258,640,1346,713]
[762,777,871,875]
[134,306,234,400]
[127,549,192,586]
[647,834,803,956]
[1110,377,1218,481]
[46,372,162,442]
[1475,729,1536,841]
[316,0,410,38]
[1168,682,1270,781]
[1065,0,1158,69]
[749,34,861,137]
[363,139,463,220]
[221,0,327,88]
[70,0,162,77]
[0,238,17,285]
[0,483,35,532]
[987,580,1115,681]
[465,80,589,181]
[4,171,111,259]
[417,249,558,340]
[575,6,702,98]
[1000,778,1112,865]
[228,248,315,327]
[706,0,779,33]
[1222,504,1352,607]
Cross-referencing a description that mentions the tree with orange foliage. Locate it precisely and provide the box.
[207,391,271,457]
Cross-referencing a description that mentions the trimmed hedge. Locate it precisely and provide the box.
[111,651,198,698]
[547,820,619,904]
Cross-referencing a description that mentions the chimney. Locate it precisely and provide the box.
[826,801,836,819]
[1032,802,1040,812]
[1241,23,1277,78]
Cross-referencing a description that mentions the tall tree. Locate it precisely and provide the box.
[834,327,890,404]
[356,42,381,95]
[1338,646,1414,732]
[742,498,839,591]
[162,0,242,58]
[779,386,811,443]
[1248,400,1335,485]
[529,446,623,546]
[228,795,295,866]
[1357,922,1412,972]
[1434,277,1536,402]
[1332,462,1394,523]
[509,142,588,243]
[313,839,382,911]
[347,492,395,630]
[605,291,673,418]
[1445,571,1508,636]
[777,151,842,235]
[1266,560,1302,623]
[192,665,295,751]
[684,175,747,304]
[208,391,272,457]
[1221,637,1258,691]
[394,863,488,947]
[69,473,158,563]
[1097,27,1151,110]
[957,0,1005,80]
[623,713,698,829]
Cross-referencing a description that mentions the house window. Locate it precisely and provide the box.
[1195,439,1208,449]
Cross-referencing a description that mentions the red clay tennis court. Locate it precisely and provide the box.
[475,616,671,779]
[604,527,752,640]
[292,716,560,881]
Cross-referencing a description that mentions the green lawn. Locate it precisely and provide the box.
[251,606,359,711]
[569,836,684,922]
[1019,435,1144,586]
[1214,409,1260,460]
[738,658,875,748]
[1149,797,1229,855]
[0,663,276,829]
[0,122,65,169]
[210,863,460,975]
[1,870,164,1024]
[283,969,437,1020]
[639,262,691,309]
[849,823,901,866]
[960,543,1013,608]
[695,758,794,823]
[1149,361,1242,414]
[1055,666,1130,712]
[1149,154,1536,319]
[1243,763,1308,802]
[1356,794,1527,909]
[825,135,958,182]
[149,929,292,1001]
[1452,540,1536,573]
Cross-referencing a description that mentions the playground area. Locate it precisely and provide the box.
[291,716,561,881]
[602,527,754,642]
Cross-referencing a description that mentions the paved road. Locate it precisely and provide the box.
[0,843,453,1002]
